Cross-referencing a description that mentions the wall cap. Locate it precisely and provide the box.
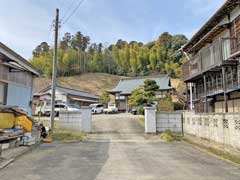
[144,107,156,110]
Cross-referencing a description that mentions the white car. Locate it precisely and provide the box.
[35,103,80,116]
[103,104,118,114]
[89,104,104,114]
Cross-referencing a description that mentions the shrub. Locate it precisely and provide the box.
[157,99,174,112]
[173,102,184,111]
[137,106,144,115]
[160,130,182,142]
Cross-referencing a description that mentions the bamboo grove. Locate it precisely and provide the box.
[30,31,188,78]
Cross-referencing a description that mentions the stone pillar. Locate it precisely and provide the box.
[81,107,92,133]
[125,96,128,113]
[144,107,156,133]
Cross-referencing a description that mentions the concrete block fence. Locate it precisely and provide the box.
[144,107,183,134]
[183,112,240,149]
[59,108,92,133]
[145,108,240,150]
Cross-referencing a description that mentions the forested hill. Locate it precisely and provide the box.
[30,32,188,78]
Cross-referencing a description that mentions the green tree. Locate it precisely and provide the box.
[99,92,111,105]
[32,42,50,57]
[143,79,159,104]
[149,48,157,70]
[128,88,146,107]
[30,31,188,78]
[129,45,138,74]
[128,80,159,114]
[60,32,73,50]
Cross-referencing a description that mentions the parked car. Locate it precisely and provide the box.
[103,104,118,114]
[89,104,104,114]
[130,102,157,115]
[130,108,137,115]
[35,103,80,116]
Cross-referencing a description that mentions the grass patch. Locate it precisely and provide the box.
[138,116,145,127]
[184,138,240,165]
[51,129,85,143]
[160,130,182,142]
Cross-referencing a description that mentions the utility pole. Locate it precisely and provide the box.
[50,8,59,131]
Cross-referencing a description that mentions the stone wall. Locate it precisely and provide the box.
[183,112,240,149]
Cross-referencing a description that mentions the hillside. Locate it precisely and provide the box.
[34,73,124,95]
[34,73,184,97]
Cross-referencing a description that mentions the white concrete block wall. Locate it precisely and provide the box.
[59,108,92,132]
[144,107,156,133]
[59,111,82,131]
[183,112,240,149]
[156,113,182,133]
[144,108,182,134]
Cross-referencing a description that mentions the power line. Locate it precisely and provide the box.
[47,21,54,44]
[62,0,85,25]
[61,0,77,21]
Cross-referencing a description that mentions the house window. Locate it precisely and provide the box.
[0,82,7,105]
[156,91,166,99]
[222,38,231,60]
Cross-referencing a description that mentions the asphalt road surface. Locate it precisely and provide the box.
[1,113,240,180]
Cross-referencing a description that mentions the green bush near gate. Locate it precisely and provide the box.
[137,106,145,115]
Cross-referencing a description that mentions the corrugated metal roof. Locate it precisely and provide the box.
[109,75,172,95]
[38,86,99,100]
[0,42,40,76]
[58,87,99,99]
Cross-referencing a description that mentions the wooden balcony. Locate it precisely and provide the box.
[191,67,239,101]
[183,37,239,82]
[182,54,202,81]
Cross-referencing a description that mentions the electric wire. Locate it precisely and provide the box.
[62,0,85,25]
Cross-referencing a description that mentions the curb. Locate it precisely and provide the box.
[183,138,240,168]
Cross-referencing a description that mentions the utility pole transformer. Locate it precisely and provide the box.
[50,8,59,131]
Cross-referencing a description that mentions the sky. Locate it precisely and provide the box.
[0,0,224,59]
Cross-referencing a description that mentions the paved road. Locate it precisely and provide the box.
[1,114,240,180]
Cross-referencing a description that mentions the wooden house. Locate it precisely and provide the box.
[108,75,173,111]
[33,86,99,112]
[0,42,39,115]
[182,0,240,113]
